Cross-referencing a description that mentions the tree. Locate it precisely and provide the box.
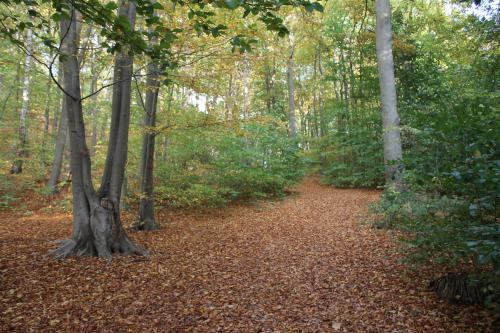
[51,1,145,259]
[47,21,83,194]
[0,0,323,259]
[287,36,297,137]
[10,28,32,174]
[46,96,67,194]
[375,0,405,191]
[135,0,161,231]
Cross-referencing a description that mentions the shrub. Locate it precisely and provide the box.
[155,118,304,208]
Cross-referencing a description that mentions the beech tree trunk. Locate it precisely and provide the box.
[47,19,84,193]
[287,43,297,137]
[47,101,67,193]
[135,14,161,231]
[41,73,53,165]
[375,0,405,191]
[51,1,145,260]
[10,28,33,174]
[136,79,159,230]
[89,43,98,156]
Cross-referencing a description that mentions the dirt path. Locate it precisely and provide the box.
[0,177,494,332]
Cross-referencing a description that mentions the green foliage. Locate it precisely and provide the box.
[371,189,499,306]
[319,105,384,188]
[155,118,304,208]
[312,0,500,305]
[373,48,499,305]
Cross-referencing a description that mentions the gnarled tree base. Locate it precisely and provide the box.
[50,204,148,260]
[50,234,147,260]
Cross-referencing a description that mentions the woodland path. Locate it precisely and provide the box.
[0,177,494,332]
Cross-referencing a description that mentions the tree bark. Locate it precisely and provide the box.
[135,7,161,231]
[10,28,33,174]
[287,43,297,137]
[47,16,84,193]
[317,48,327,137]
[375,0,405,191]
[225,73,234,121]
[50,1,145,260]
[41,72,53,166]
[47,98,67,193]
[89,40,99,156]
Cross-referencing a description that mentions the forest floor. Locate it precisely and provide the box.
[0,176,497,332]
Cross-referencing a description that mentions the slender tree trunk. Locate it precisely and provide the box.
[47,97,67,193]
[47,18,85,192]
[135,6,161,231]
[264,66,272,113]
[242,58,250,119]
[287,44,297,137]
[317,48,327,137]
[41,73,53,166]
[89,43,98,156]
[52,62,64,131]
[11,28,33,174]
[160,84,174,162]
[225,73,233,121]
[375,0,405,191]
[51,2,145,260]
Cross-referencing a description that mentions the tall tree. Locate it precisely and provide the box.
[135,2,161,231]
[375,0,405,191]
[51,1,145,259]
[10,28,33,174]
[47,88,68,193]
[47,24,83,194]
[89,38,99,156]
[287,38,297,137]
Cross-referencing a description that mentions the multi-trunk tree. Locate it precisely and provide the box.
[51,1,145,259]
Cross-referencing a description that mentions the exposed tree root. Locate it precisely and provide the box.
[429,273,485,305]
[50,235,148,260]
[50,204,148,260]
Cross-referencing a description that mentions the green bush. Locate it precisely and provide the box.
[370,95,499,307]
[371,189,499,307]
[154,118,304,208]
[319,110,385,188]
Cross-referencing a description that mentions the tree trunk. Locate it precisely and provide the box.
[47,16,85,193]
[135,6,161,231]
[242,58,250,119]
[41,73,53,166]
[47,59,67,194]
[225,73,234,121]
[375,0,405,191]
[47,103,67,193]
[89,42,98,156]
[50,2,145,260]
[287,43,297,137]
[317,48,327,137]
[10,28,33,174]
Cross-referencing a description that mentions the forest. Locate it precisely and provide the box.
[0,0,498,331]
